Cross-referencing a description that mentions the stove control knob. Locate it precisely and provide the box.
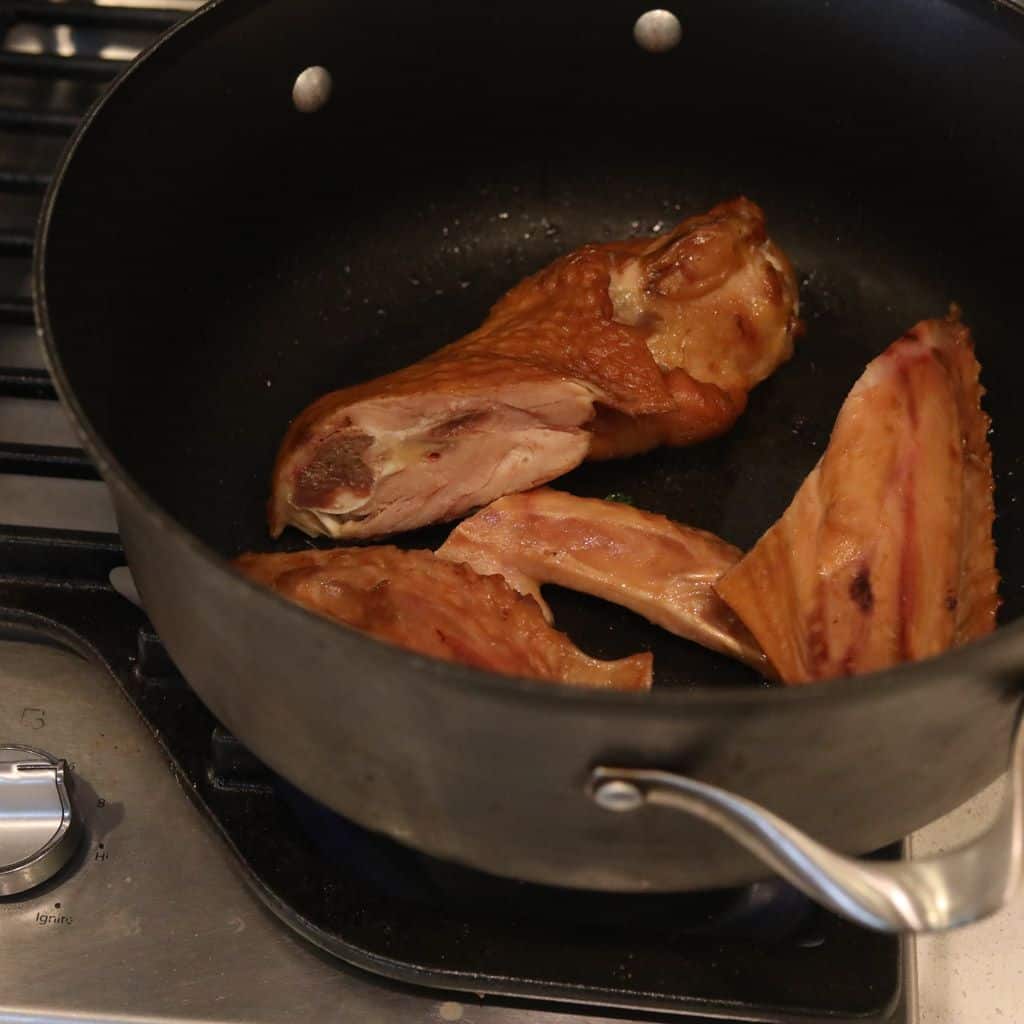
[0,746,80,896]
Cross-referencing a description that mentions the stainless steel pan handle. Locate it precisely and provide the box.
[590,708,1024,933]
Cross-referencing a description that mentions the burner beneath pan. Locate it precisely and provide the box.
[278,774,819,940]
[258,766,903,1019]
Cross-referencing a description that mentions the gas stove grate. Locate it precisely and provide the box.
[0,7,906,1021]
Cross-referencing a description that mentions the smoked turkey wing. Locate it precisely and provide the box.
[235,547,652,691]
[715,314,999,685]
[269,198,799,539]
[438,488,770,674]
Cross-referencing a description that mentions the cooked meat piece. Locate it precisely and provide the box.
[594,199,799,458]
[585,369,749,460]
[235,546,652,691]
[715,313,999,685]
[270,197,799,539]
[438,488,771,674]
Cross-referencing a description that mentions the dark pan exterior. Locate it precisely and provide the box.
[115,485,1024,890]
[37,0,1024,890]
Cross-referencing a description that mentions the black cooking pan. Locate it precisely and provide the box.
[35,0,1024,927]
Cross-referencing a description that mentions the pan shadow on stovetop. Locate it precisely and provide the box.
[226,758,903,1020]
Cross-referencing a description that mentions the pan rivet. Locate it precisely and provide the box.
[633,9,682,53]
[593,778,645,812]
[292,66,333,113]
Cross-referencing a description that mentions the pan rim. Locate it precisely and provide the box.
[33,0,1024,713]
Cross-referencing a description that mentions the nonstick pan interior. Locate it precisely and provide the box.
[42,0,1024,690]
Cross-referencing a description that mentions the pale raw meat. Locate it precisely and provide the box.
[715,314,999,685]
[438,488,770,674]
[270,198,799,539]
[235,546,652,691]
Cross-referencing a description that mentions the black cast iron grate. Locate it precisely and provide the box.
[0,5,905,1021]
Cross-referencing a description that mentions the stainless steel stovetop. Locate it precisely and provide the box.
[1,630,1016,1024]
[0,638,648,1024]
[0,5,1020,1023]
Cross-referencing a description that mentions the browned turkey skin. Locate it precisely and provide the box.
[234,546,652,691]
[270,198,799,539]
[437,312,1000,686]
[438,488,770,674]
[243,314,997,688]
[716,314,999,685]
